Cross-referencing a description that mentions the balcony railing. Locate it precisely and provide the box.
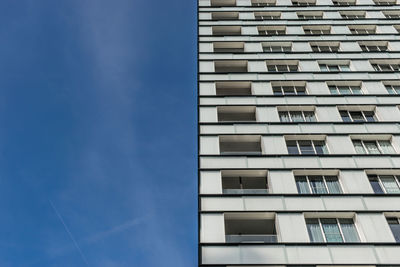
[223,189,269,194]
[225,234,278,243]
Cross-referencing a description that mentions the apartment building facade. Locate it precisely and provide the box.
[198,0,400,266]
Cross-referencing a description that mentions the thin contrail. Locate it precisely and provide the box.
[49,200,90,266]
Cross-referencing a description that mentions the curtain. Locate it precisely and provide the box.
[364,141,380,154]
[378,141,395,154]
[279,112,290,122]
[306,219,324,242]
[309,176,327,194]
[380,176,400,193]
[353,140,366,154]
[290,111,303,122]
[325,176,342,193]
[321,219,343,242]
[339,219,360,242]
[295,176,310,194]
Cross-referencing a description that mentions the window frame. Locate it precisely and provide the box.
[352,139,396,154]
[295,175,343,194]
[368,174,400,194]
[372,63,400,72]
[306,218,360,243]
[272,85,307,95]
[279,110,316,122]
[267,63,298,72]
[311,44,340,52]
[319,63,351,72]
[286,139,329,155]
[339,110,376,122]
[328,84,363,95]
[385,84,400,95]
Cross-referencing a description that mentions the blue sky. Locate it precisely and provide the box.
[0,1,197,266]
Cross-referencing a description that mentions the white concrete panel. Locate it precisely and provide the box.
[243,197,285,210]
[200,136,220,155]
[247,157,285,168]
[276,213,309,242]
[363,81,387,95]
[287,246,332,264]
[200,157,248,169]
[326,136,354,154]
[364,197,400,211]
[329,246,377,264]
[367,11,385,19]
[200,214,225,243]
[199,26,212,35]
[199,13,211,20]
[376,106,400,121]
[202,246,241,265]
[390,42,400,51]
[283,157,321,168]
[199,83,216,95]
[242,26,258,35]
[375,246,400,264]
[340,170,373,194]
[262,136,287,155]
[377,25,398,34]
[200,107,218,123]
[391,135,400,153]
[340,42,361,52]
[351,60,374,71]
[299,61,320,72]
[332,26,351,34]
[317,0,333,4]
[354,156,394,168]
[307,82,330,94]
[285,197,325,210]
[200,171,222,194]
[199,0,210,6]
[277,0,292,5]
[201,197,244,211]
[239,12,254,20]
[244,43,263,52]
[257,107,279,122]
[248,61,267,72]
[323,197,365,211]
[287,26,304,35]
[200,61,215,72]
[237,0,251,5]
[324,11,341,19]
[252,82,270,95]
[199,42,213,53]
[292,42,312,52]
[281,12,297,19]
[316,106,342,122]
[319,157,357,169]
[269,170,298,194]
[356,213,396,243]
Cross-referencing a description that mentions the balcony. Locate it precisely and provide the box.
[219,135,262,155]
[222,170,269,194]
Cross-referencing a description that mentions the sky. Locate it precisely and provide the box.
[0,0,197,266]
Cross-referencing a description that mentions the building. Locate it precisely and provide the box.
[198,0,400,266]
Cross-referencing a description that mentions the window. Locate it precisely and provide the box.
[213,42,244,53]
[340,11,366,19]
[222,170,269,194]
[359,42,388,52]
[311,42,340,52]
[339,110,376,122]
[279,110,316,122]
[328,84,362,95]
[211,0,236,6]
[215,60,247,73]
[306,218,360,243]
[374,0,396,5]
[225,213,277,243]
[286,139,328,155]
[297,11,323,19]
[385,83,400,95]
[387,217,400,242]
[332,0,356,5]
[212,26,241,36]
[383,11,400,19]
[216,81,252,96]
[319,63,350,72]
[292,0,316,6]
[220,135,262,155]
[303,26,331,35]
[258,26,286,36]
[272,84,307,95]
[218,106,256,122]
[349,26,376,35]
[212,12,239,20]
[368,175,400,194]
[267,61,298,72]
[262,42,292,52]
[352,139,396,154]
[372,62,400,72]
[296,175,342,194]
[255,12,281,20]
[252,0,276,6]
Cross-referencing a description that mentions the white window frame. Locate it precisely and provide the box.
[252,0,276,6]
[279,110,317,122]
[272,85,307,95]
[286,139,329,155]
[255,12,281,20]
[372,63,400,72]
[319,63,351,72]
[307,218,359,243]
[295,175,343,194]
[352,139,396,154]
[359,44,388,52]
[311,44,340,52]
[368,174,400,193]
[339,110,376,122]
[304,28,331,35]
[267,63,298,72]
[350,28,376,35]
[385,84,400,95]
[263,44,292,52]
[328,85,363,95]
